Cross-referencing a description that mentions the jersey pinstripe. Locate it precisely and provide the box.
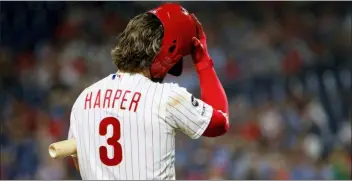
[68,72,213,180]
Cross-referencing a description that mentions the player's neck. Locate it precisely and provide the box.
[141,69,164,83]
[116,69,152,80]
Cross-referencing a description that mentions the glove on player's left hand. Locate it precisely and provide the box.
[190,14,213,71]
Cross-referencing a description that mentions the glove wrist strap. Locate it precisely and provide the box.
[195,57,214,72]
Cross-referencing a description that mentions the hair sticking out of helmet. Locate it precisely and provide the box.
[148,3,197,79]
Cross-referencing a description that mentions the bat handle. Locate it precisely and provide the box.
[48,139,77,159]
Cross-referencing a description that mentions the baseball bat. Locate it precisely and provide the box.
[48,139,77,159]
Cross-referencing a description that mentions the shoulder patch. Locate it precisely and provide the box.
[191,96,199,107]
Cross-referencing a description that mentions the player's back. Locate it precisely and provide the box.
[68,72,176,180]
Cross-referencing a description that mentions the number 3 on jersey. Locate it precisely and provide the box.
[99,117,123,166]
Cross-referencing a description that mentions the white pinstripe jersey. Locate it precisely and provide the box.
[68,72,213,180]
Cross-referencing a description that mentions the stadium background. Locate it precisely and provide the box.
[0,1,351,180]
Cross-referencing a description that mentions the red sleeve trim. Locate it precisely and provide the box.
[202,109,229,137]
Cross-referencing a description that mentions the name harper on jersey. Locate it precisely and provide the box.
[84,89,141,112]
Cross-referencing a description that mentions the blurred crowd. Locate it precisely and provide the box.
[1,2,351,180]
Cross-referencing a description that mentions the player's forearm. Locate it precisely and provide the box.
[196,62,230,137]
[196,64,228,114]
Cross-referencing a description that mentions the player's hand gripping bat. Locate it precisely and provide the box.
[48,139,77,159]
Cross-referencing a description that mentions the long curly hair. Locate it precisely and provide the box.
[111,13,163,73]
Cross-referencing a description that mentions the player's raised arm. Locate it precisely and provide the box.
[190,14,229,137]
[165,14,230,139]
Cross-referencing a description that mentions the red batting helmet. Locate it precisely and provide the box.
[148,3,197,79]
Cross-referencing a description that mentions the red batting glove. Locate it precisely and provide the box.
[190,14,214,72]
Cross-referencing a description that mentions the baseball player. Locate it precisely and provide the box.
[68,3,229,180]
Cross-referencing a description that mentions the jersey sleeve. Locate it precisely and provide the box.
[165,83,213,139]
